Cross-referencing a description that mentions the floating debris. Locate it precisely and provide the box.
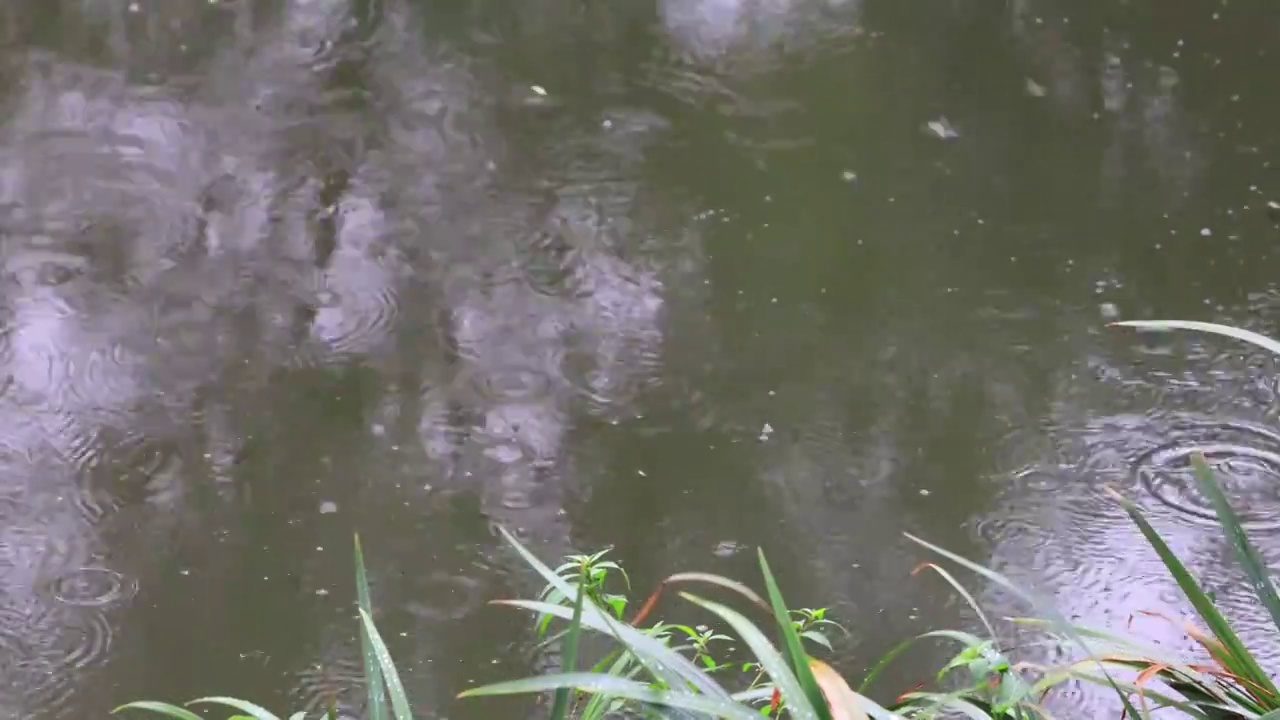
[924,116,960,140]
[713,540,746,558]
[318,501,338,514]
[1025,78,1047,97]
[758,422,774,441]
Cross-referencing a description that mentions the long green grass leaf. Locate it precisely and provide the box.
[111,702,204,720]
[187,698,280,720]
[757,549,833,720]
[353,534,387,720]
[681,591,819,720]
[1110,320,1280,357]
[357,608,414,720]
[1049,665,1219,719]
[548,573,586,720]
[460,672,761,720]
[859,630,989,694]
[495,526,730,699]
[914,563,997,639]
[903,533,1147,719]
[1190,454,1280,641]
[493,598,730,699]
[1105,489,1280,703]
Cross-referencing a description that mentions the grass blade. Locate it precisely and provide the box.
[460,672,761,720]
[547,573,586,720]
[810,658,870,720]
[1109,320,1280,357]
[757,549,834,720]
[1105,488,1280,703]
[187,698,280,720]
[912,563,997,639]
[681,591,820,720]
[111,702,204,720]
[630,571,771,625]
[353,534,387,720]
[859,630,990,694]
[494,598,729,699]
[904,533,1147,719]
[494,526,730,699]
[1190,453,1280,637]
[357,608,414,720]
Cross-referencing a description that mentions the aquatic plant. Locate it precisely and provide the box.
[112,534,410,720]
[114,317,1280,719]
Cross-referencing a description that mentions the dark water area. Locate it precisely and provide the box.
[0,0,1278,717]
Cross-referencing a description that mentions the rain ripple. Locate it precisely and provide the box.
[0,599,119,719]
[1132,420,1280,532]
[309,283,402,360]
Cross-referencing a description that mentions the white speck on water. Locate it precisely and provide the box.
[925,116,960,140]
[1100,302,1120,320]
[637,469,648,477]
[759,423,774,441]
[319,501,338,514]
[1201,227,1212,237]
[841,170,858,182]
[371,423,386,437]
[1025,78,1047,97]
[530,85,547,96]
[315,588,329,596]
[918,488,931,496]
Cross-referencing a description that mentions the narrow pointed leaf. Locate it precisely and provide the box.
[681,591,819,720]
[904,533,1146,719]
[1104,489,1280,702]
[1190,453,1280,640]
[495,526,729,699]
[460,672,760,720]
[809,659,870,720]
[548,574,586,720]
[353,535,387,720]
[188,698,280,720]
[1110,320,1280,357]
[357,608,414,720]
[757,550,833,720]
[111,702,204,720]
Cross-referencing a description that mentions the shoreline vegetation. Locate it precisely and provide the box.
[114,321,1280,720]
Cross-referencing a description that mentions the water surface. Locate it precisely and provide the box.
[1,1,1279,717]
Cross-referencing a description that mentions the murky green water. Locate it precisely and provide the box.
[1,0,1278,717]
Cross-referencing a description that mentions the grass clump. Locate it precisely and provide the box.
[112,319,1280,720]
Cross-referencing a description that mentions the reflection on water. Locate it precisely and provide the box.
[0,0,1278,717]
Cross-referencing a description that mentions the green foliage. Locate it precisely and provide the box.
[114,316,1280,719]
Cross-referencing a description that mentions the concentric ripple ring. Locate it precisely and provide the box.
[48,567,139,607]
[1132,421,1280,531]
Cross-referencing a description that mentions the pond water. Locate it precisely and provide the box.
[1,0,1278,717]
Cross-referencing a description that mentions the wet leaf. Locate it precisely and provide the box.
[111,702,204,720]
[357,608,414,720]
[809,659,870,720]
[460,672,760,720]
[188,697,280,720]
